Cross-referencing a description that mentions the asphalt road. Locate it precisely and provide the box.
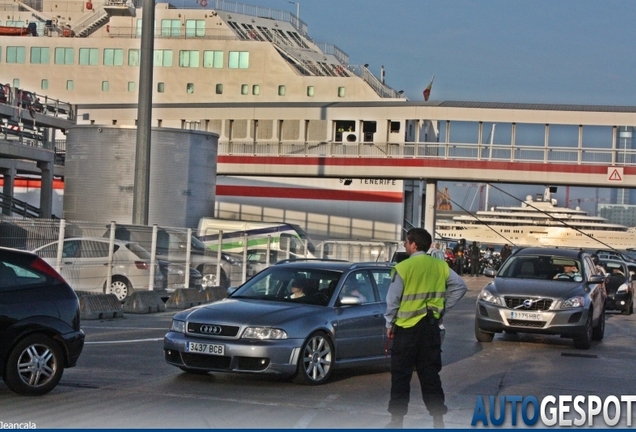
[2,275,635,429]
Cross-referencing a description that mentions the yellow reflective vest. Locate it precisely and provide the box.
[393,253,449,328]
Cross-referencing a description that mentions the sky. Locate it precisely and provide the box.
[246,0,636,106]
[237,0,635,214]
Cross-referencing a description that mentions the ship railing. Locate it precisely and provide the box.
[315,43,350,67]
[347,65,402,99]
[218,140,636,165]
[107,25,242,40]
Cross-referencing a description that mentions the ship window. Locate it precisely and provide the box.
[55,47,74,65]
[6,46,26,64]
[128,49,139,66]
[203,50,223,68]
[6,20,24,27]
[30,47,50,64]
[127,82,135,92]
[278,85,286,96]
[12,79,19,88]
[185,19,205,37]
[390,121,400,133]
[228,51,249,69]
[79,48,98,65]
[215,84,223,94]
[41,79,48,90]
[153,50,173,67]
[179,50,199,68]
[307,86,315,97]
[161,19,181,37]
[104,48,124,66]
[101,81,109,92]
[186,83,194,94]
[241,84,249,95]
[252,85,260,95]
[338,86,345,98]
[157,82,165,93]
[66,80,74,90]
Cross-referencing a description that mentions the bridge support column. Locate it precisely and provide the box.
[37,160,53,219]
[425,180,437,239]
[0,163,16,216]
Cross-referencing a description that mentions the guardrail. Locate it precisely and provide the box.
[218,141,636,166]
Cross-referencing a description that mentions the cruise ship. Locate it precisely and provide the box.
[436,187,636,249]
[0,0,409,239]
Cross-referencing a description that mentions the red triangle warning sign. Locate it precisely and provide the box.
[609,169,623,181]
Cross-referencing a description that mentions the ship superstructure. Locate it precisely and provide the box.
[436,187,636,249]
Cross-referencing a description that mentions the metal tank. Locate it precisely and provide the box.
[64,125,217,228]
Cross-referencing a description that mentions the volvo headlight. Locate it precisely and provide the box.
[242,327,288,340]
[561,296,585,309]
[478,289,504,306]
[617,283,629,294]
[170,319,186,333]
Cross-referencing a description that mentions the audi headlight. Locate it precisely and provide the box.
[617,283,629,294]
[242,327,288,340]
[561,296,586,309]
[170,319,186,333]
[478,289,504,306]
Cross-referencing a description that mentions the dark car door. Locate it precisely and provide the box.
[333,269,389,360]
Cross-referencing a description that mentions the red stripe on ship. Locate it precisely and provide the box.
[0,178,65,189]
[216,185,403,203]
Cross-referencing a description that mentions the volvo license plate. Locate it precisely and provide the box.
[509,311,543,321]
[186,342,225,356]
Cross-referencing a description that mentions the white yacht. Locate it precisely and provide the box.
[436,187,636,249]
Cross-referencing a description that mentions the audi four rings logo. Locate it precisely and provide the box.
[199,325,222,334]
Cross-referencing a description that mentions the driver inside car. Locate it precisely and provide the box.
[553,264,581,281]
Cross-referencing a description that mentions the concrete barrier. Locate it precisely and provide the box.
[123,290,166,314]
[202,286,228,303]
[166,288,206,309]
[79,294,123,320]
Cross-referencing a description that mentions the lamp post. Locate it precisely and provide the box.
[286,1,299,21]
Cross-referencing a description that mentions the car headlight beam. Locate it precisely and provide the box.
[242,327,288,340]
[561,296,586,309]
[478,289,504,306]
[170,319,186,333]
[617,283,629,294]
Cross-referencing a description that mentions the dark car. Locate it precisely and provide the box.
[0,247,85,395]
[164,260,393,385]
[599,259,634,315]
[17,89,43,113]
[475,247,606,349]
[0,83,9,104]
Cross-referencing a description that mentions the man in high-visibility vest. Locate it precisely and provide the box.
[384,228,467,429]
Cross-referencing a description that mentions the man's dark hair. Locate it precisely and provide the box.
[406,228,432,252]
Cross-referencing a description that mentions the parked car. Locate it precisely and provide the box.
[32,237,164,301]
[159,260,203,292]
[593,249,636,264]
[0,247,84,395]
[474,247,607,349]
[599,259,634,315]
[17,89,43,112]
[0,83,9,104]
[164,260,394,385]
[104,224,244,288]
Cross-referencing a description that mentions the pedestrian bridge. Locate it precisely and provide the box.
[217,140,636,188]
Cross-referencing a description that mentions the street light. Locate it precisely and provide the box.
[285,0,299,21]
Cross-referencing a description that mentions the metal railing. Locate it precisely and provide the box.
[218,140,636,166]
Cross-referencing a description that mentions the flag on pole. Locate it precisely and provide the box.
[423,75,434,101]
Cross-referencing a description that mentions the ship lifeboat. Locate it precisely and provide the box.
[0,26,30,36]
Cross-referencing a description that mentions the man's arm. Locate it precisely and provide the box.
[384,271,404,329]
[444,269,467,311]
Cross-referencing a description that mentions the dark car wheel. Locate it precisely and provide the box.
[592,308,605,341]
[474,318,495,342]
[573,312,593,349]
[4,334,64,396]
[106,276,132,301]
[293,332,334,385]
[200,267,228,289]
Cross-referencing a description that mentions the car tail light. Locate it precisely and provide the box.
[134,261,149,270]
[30,256,67,283]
